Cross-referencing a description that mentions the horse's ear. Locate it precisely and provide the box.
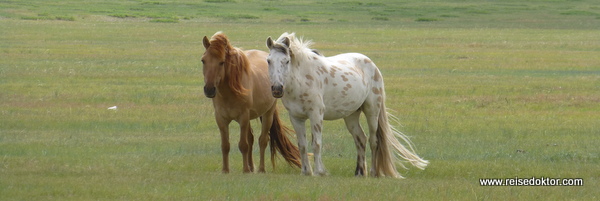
[202,36,210,49]
[281,37,290,48]
[266,37,274,49]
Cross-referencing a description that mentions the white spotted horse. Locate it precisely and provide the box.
[266,32,428,178]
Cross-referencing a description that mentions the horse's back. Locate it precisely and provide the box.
[243,49,269,82]
[319,53,379,120]
[243,49,269,81]
[243,49,275,119]
[245,49,269,69]
[329,53,377,69]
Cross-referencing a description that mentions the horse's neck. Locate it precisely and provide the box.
[287,57,319,89]
[215,82,235,97]
[217,75,248,98]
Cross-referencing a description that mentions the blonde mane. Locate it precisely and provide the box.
[208,32,249,96]
[276,32,315,61]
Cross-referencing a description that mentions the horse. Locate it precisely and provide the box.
[265,32,428,178]
[201,32,300,173]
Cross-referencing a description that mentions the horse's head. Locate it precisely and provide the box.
[266,35,292,98]
[201,33,228,98]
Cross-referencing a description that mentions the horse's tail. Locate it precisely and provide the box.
[374,93,429,178]
[269,109,301,168]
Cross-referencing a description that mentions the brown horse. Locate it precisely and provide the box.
[202,32,301,173]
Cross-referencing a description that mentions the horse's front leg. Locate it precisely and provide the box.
[310,114,327,176]
[258,108,275,173]
[216,117,232,173]
[290,117,311,176]
[238,113,254,173]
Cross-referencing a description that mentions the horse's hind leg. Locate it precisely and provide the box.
[362,95,381,177]
[343,110,368,177]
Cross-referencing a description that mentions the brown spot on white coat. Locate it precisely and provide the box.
[329,68,337,78]
[313,124,322,133]
[372,72,381,82]
[343,83,352,91]
[372,87,382,94]
[341,75,349,82]
[318,66,328,74]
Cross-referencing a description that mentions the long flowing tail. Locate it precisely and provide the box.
[374,98,429,178]
[269,109,301,168]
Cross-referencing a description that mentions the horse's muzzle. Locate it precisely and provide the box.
[204,86,216,98]
[271,85,284,98]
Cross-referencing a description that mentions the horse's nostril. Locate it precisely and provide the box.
[271,85,284,98]
[204,86,216,98]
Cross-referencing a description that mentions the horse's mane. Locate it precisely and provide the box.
[276,32,316,61]
[208,32,249,96]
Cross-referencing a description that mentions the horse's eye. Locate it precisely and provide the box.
[219,62,225,66]
[285,60,290,64]
[201,60,205,64]
[267,59,271,65]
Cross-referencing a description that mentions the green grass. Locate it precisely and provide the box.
[1,0,600,200]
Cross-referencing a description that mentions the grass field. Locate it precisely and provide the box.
[1,0,599,200]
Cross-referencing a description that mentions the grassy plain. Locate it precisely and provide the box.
[1,0,599,200]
